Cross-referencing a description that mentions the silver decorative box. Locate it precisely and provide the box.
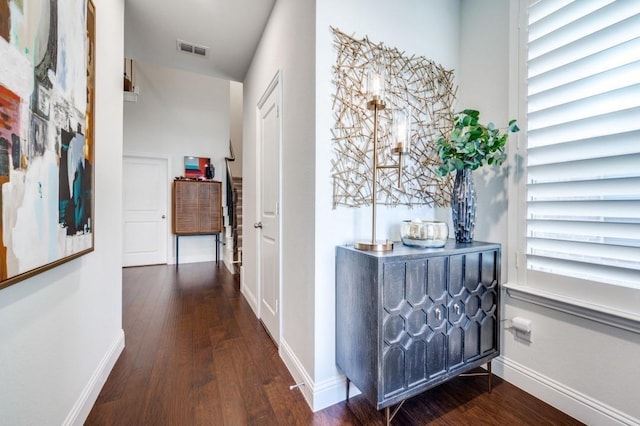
[400,220,448,248]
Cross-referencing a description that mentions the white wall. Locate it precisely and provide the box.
[242,0,317,406]
[229,81,243,177]
[238,0,640,420]
[123,60,230,264]
[240,0,462,411]
[459,1,640,424]
[244,0,461,412]
[0,0,125,424]
[313,0,461,410]
[457,0,510,282]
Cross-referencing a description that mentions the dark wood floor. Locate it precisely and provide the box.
[86,262,582,425]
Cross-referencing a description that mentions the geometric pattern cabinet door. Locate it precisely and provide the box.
[336,241,500,412]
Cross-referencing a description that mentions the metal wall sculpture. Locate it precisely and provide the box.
[0,0,95,289]
[331,27,457,208]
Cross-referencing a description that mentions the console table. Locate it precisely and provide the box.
[336,241,500,424]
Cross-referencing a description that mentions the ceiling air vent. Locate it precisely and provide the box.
[176,39,208,57]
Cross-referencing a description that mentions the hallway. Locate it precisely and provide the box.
[86,262,581,425]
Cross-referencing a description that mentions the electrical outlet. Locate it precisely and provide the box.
[512,316,532,342]
[515,329,532,342]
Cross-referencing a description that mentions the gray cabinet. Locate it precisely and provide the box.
[336,241,500,411]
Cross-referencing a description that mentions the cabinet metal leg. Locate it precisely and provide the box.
[459,360,494,394]
[215,233,219,263]
[346,377,350,402]
[175,236,179,269]
[383,400,405,426]
[488,360,493,393]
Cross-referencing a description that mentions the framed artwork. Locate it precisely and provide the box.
[184,156,213,179]
[0,0,96,290]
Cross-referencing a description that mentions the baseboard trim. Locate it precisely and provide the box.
[170,253,217,265]
[278,339,360,412]
[279,338,315,410]
[63,329,125,426]
[311,373,361,412]
[493,356,638,426]
[239,266,258,316]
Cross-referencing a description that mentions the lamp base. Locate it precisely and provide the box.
[355,240,394,252]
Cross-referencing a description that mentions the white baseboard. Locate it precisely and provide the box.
[223,259,234,273]
[278,339,360,412]
[310,373,360,412]
[63,329,125,426]
[493,356,638,426]
[170,253,217,265]
[279,338,315,409]
[239,266,258,316]
[222,236,235,273]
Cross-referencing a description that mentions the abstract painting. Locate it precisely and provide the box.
[184,156,213,179]
[0,0,95,289]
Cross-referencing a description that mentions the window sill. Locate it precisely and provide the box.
[503,283,640,334]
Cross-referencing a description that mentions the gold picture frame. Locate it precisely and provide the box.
[0,0,96,290]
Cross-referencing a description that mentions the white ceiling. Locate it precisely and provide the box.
[124,0,276,82]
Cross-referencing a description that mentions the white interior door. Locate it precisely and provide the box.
[123,156,168,267]
[257,75,281,344]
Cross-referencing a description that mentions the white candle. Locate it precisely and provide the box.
[372,74,381,97]
[393,110,411,153]
[397,121,407,143]
[367,68,385,101]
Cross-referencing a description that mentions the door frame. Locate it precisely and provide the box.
[255,70,283,344]
[122,153,172,266]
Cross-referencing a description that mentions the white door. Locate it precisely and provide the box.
[123,156,168,266]
[257,74,281,344]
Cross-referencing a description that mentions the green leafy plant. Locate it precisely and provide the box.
[436,109,519,176]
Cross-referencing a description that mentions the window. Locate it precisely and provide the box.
[524,0,640,291]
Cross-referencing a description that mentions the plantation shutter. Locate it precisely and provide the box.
[525,0,640,289]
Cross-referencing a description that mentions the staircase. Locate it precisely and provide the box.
[231,177,243,272]
[224,142,243,274]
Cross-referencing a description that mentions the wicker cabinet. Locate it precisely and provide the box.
[172,180,222,264]
[336,241,500,417]
[172,180,222,235]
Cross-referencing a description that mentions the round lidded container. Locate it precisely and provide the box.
[400,219,448,248]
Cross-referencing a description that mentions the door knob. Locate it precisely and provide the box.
[161,215,166,219]
[254,222,263,229]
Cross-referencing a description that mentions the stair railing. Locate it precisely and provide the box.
[225,141,236,230]
[225,141,242,267]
